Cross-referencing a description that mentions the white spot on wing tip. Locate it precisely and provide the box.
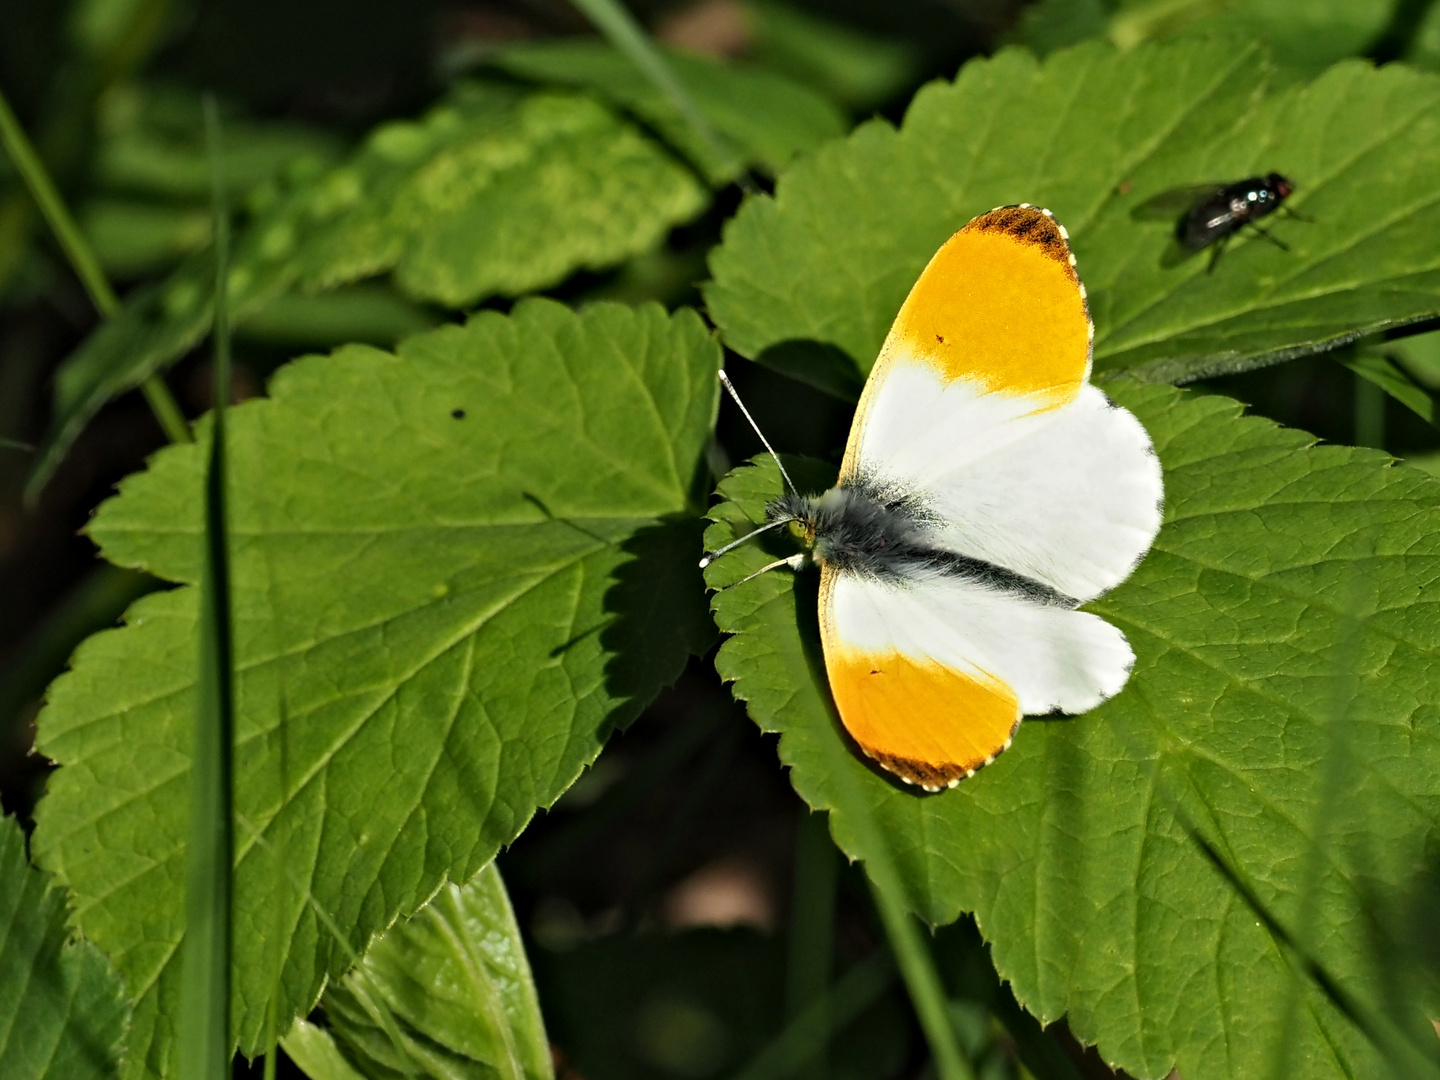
[1078,282,1087,298]
[964,768,975,779]
[923,783,940,793]
[946,777,961,789]
[982,754,995,766]
[1002,737,1014,751]
[1058,223,1069,238]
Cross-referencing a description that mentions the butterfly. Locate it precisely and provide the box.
[706,205,1164,791]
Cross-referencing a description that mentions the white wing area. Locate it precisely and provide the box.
[850,359,1163,602]
[830,571,1135,715]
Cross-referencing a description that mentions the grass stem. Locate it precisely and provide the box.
[0,85,190,446]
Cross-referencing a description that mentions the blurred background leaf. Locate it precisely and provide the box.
[30,80,712,495]
[488,39,845,183]
[1011,0,1394,74]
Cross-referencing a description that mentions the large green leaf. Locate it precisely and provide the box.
[316,863,552,1080]
[31,299,720,1080]
[704,39,1440,394]
[0,814,129,1080]
[490,40,846,184]
[31,81,708,498]
[703,383,1440,1080]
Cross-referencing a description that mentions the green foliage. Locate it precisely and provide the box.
[1341,351,1438,424]
[31,300,720,1080]
[315,864,553,1080]
[742,0,923,111]
[79,83,344,277]
[532,927,907,1080]
[32,81,709,497]
[491,39,846,183]
[705,39,1440,394]
[0,814,129,1080]
[1013,0,1393,74]
[704,382,1440,1080]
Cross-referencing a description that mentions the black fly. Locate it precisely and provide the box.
[1133,173,1305,271]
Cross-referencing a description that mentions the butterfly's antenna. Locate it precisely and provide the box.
[715,553,805,591]
[699,516,793,569]
[719,370,798,496]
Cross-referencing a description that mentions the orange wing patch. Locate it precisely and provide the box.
[819,574,1020,790]
[876,205,1092,407]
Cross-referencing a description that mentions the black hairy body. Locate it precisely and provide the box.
[768,483,1077,608]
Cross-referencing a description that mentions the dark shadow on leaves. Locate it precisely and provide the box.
[755,340,866,404]
[599,513,717,740]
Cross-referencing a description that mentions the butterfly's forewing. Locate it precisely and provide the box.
[820,206,1162,790]
[840,205,1092,484]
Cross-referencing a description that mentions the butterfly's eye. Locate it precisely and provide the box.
[788,520,815,546]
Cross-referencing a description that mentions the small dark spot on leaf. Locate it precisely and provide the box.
[451,408,466,419]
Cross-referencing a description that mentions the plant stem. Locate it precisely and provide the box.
[868,878,976,1080]
[785,811,839,1080]
[0,85,190,445]
[178,96,237,1080]
[568,0,753,189]
[1355,371,1386,448]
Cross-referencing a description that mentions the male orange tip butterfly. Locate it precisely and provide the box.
[704,204,1163,791]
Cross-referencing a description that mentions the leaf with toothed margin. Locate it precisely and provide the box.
[30,298,719,1080]
[704,381,1440,1080]
[705,38,1440,396]
[0,814,130,1080]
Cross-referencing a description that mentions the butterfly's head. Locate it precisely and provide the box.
[767,493,820,549]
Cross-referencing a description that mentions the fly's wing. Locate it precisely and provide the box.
[843,205,1162,604]
[1129,183,1222,221]
[820,565,1134,790]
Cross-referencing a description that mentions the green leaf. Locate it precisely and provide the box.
[1341,351,1438,424]
[80,199,213,277]
[491,40,846,185]
[320,863,552,1080]
[704,381,1440,1080]
[743,0,922,111]
[0,814,130,1080]
[30,81,708,498]
[704,39,1440,395]
[93,83,345,204]
[31,299,720,1080]
[282,1020,368,1080]
[1389,327,1440,388]
[1013,0,1392,75]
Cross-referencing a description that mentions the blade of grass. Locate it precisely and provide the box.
[566,0,754,191]
[728,950,894,1080]
[785,810,839,1080]
[177,96,237,1080]
[0,437,35,452]
[804,695,974,1080]
[0,87,190,449]
[1353,368,1387,448]
[1342,353,1434,428]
